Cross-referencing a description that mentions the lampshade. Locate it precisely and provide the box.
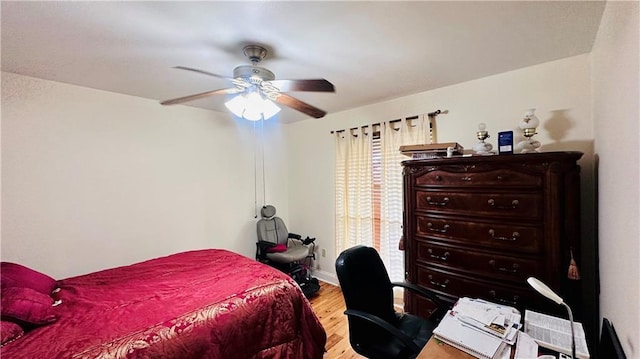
[527,277,563,304]
[225,91,281,121]
[519,108,540,129]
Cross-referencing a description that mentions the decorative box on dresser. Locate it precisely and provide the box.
[402,151,584,321]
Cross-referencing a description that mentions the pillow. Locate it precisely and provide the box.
[0,321,23,346]
[266,243,287,253]
[0,262,57,295]
[1,287,58,325]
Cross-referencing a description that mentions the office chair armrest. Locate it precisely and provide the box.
[256,240,276,260]
[391,282,450,319]
[288,232,302,240]
[289,238,304,247]
[344,309,421,354]
[257,240,277,249]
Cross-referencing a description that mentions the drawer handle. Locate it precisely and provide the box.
[435,175,442,181]
[489,259,520,273]
[426,196,450,206]
[427,222,450,233]
[488,290,519,306]
[461,176,472,181]
[496,175,504,181]
[428,275,449,289]
[487,198,519,210]
[428,248,450,261]
[488,229,519,241]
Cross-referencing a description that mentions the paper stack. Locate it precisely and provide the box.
[433,297,522,359]
[524,309,590,359]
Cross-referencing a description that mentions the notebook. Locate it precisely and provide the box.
[433,312,507,359]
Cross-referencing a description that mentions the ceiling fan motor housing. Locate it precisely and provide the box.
[243,45,268,63]
[233,65,275,83]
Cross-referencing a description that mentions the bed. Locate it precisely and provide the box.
[1,249,326,358]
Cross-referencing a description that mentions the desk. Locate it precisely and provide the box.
[417,337,517,359]
[416,337,476,359]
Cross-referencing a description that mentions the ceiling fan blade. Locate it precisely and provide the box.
[275,93,327,119]
[268,79,335,93]
[160,88,239,106]
[173,66,232,81]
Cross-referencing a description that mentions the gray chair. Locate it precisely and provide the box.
[256,205,318,297]
[256,205,313,265]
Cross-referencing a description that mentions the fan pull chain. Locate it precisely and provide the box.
[261,115,266,207]
[253,120,258,218]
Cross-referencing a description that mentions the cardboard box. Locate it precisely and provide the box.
[399,142,464,157]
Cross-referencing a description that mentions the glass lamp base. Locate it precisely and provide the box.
[516,139,541,153]
[473,142,493,154]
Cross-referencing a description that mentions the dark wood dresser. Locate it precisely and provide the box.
[402,152,583,319]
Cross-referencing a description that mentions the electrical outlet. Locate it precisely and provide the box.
[321,249,326,257]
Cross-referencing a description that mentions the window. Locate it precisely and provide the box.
[372,131,382,250]
[335,114,432,282]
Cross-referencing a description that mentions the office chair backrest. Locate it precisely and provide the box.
[257,205,288,245]
[336,245,398,337]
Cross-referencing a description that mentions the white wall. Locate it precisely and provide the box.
[288,54,594,283]
[287,53,602,345]
[591,1,640,356]
[1,72,290,279]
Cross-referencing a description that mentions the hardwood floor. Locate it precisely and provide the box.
[308,281,365,359]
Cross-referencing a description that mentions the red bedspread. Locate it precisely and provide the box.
[1,249,326,358]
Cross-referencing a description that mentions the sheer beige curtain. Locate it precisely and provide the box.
[335,127,373,255]
[379,115,429,281]
[334,115,431,282]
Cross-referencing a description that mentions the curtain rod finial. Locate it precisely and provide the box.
[428,109,448,117]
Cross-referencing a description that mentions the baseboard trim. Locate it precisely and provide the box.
[311,269,339,286]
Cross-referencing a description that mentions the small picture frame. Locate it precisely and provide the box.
[498,131,514,154]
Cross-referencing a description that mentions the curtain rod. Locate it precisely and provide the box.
[330,110,444,134]
[330,117,414,134]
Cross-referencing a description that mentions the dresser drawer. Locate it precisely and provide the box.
[405,294,453,320]
[416,190,542,219]
[415,240,542,283]
[415,265,534,309]
[415,215,543,253]
[415,166,542,188]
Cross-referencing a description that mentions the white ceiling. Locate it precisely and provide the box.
[1,1,605,124]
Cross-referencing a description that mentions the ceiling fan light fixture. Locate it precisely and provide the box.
[260,96,281,120]
[224,94,248,118]
[224,91,281,121]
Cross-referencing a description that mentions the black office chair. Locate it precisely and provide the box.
[335,245,449,359]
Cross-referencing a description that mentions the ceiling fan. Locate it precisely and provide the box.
[160,45,335,119]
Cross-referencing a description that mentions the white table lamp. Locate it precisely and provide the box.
[527,277,576,359]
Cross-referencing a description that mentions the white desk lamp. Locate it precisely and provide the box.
[527,277,576,359]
